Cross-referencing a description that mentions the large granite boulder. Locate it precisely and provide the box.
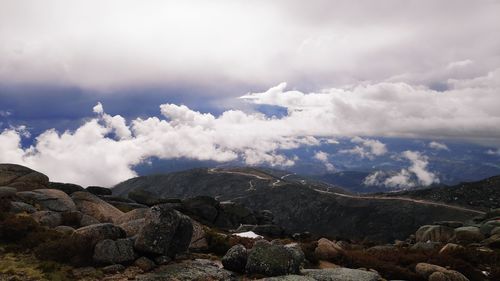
[302,268,381,281]
[416,225,454,243]
[71,191,123,223]
[314,238,344,260]
[134,204,193,257]
[0,164,49,191]
[453,226,484,244]
[189,219,208,250]
[73,223,126,247]
[222,244,247,273]
[93,238,136,264]
[86,186,112,196]
[115,208,150,225]
[245,240,305,276]
[415,263,469,281]
[31,210,62,227]
[17,189,76,212]
[0,186,17,198]
[48,182,84,195]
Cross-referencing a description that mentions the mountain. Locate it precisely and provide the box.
[381,175,500,211]
[113,167,483,242]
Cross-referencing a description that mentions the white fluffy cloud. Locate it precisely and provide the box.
[364,151,439,189]
[1,68,500,186]
[0,1,499,90]
[338,137,387,160]
[313,151,335,172]
[429,141,449,151]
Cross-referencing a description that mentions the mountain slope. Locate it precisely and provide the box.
[113,167,482,242]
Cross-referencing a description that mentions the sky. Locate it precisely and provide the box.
[1,0,500,187]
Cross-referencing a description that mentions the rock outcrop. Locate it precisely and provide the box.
[72,191,124,223]
[0,164,49,191]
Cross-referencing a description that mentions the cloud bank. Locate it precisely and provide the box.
[1,68,500,186]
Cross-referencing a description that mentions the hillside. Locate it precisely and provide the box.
[382,175,500,211]
[113,167,482,242]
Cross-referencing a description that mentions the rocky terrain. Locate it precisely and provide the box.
[114,167,482,242]
[1,163,499,281]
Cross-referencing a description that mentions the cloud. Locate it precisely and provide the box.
[364,150,439,189]
[0,1,499,91]
[429,141,449,151]
[1,67,500,186]
[487,149,500,156]
[338,137,387,160]
[313,151,335,171]
[0,110,12,117]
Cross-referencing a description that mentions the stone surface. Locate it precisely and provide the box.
[438,243,465,256]
[0,186,17,198]
[214,201,257,228]
[246,240,305,276]
[54,225,76,235]
[134,204,193,257]
[102,264,126,274]
[415,263,469,281]
[31,210,62,227]
[72,191,124,223]
[222,244,247,273]
[181,196,219,223]
[0,164,49,191]
[93,238,136,264]
[315,238,343,260]
[48,182,84,195]
[483,234,500,248]
[73,223,126,247]
[302,268,381,281]
[258,276,315,281]
[135,257,156,272]
[480,220,500,236]
[87,186,112,196]
[120,218,146,237]
[410,241,442,252]
[134,259,235,281]
[416,225,454,243]
[28,189,77,212]
[453,226,484,244]
[115,208,150,225]
[189,219,208,250]
[80,214,101,226]
[236,224,285,237]
[10,201,36,214]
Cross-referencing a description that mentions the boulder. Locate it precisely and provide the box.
[222,244,247,273]
[135,259,234,281]
[135,257,156,272]
[246,240,305,276]
[73,223,126,247]
[128,189,164,206]
[61,211,83,227]
[415,263,469,281]
[31,210,62,227]
[315,238,344,260]
[93,238,136,264]
[154,256,172,265]
[86,186,112,196]
[0,164,49,191]
[80,214,101,226]
[181,196,219,223]
[102,264,125,274]
[484,208,500,220]
[416,225,454,243]
[119,219,146,237]
[18,189,77,212]
[453,226,484,244]
[0,186,17,198]
[483,234,500,248]
[72,191,123,223]
[48,182,84,195]
[134,204,193,257]
[480,220,500,236]
[410,242,442,252]
[106,201,148,212]
[491,226,500,236]
[54,225,75,235]
[302,268,381,281]
[115,208,150,225]
[10,201,36,214]
[189,219,208,250]
[438,243,465,256]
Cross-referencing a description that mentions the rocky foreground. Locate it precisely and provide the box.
[1,164,500,281]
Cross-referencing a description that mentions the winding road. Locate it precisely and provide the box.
[208,167,486,215]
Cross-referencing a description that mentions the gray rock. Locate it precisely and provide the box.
[246,240,305,276]
[35,189,77,212]
[0,186,17,198]
[31,210,62,227]
[48,182,84,195]
[128,189,165,206]
[0,164,49,191]
[93,238,136,264]
[415,263,469,281]
[453,226,484,244]
[72,191,124,223]
[80,214,101,226]
[410,241,442,252]
[154,256,172,265]
[54,225,75,235]
[315,238,344,260]
[483,234,500,248]
[120,218,146,237]
[222,244,247,273]
[438,243,465,256]
[73,223,126,247]
[189,219,208,250]
[102,264,125,274]
[135,257,156,272]
[416,225,454,243]
[10,201,36,214]
[480,220,500,236]
[302,268,381,281]
[134,259,235,281]
[491,226,500,236]
[115,208,150,225]
[181,196,219,223]
[214,201,257,228]
[134,204,193,257]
